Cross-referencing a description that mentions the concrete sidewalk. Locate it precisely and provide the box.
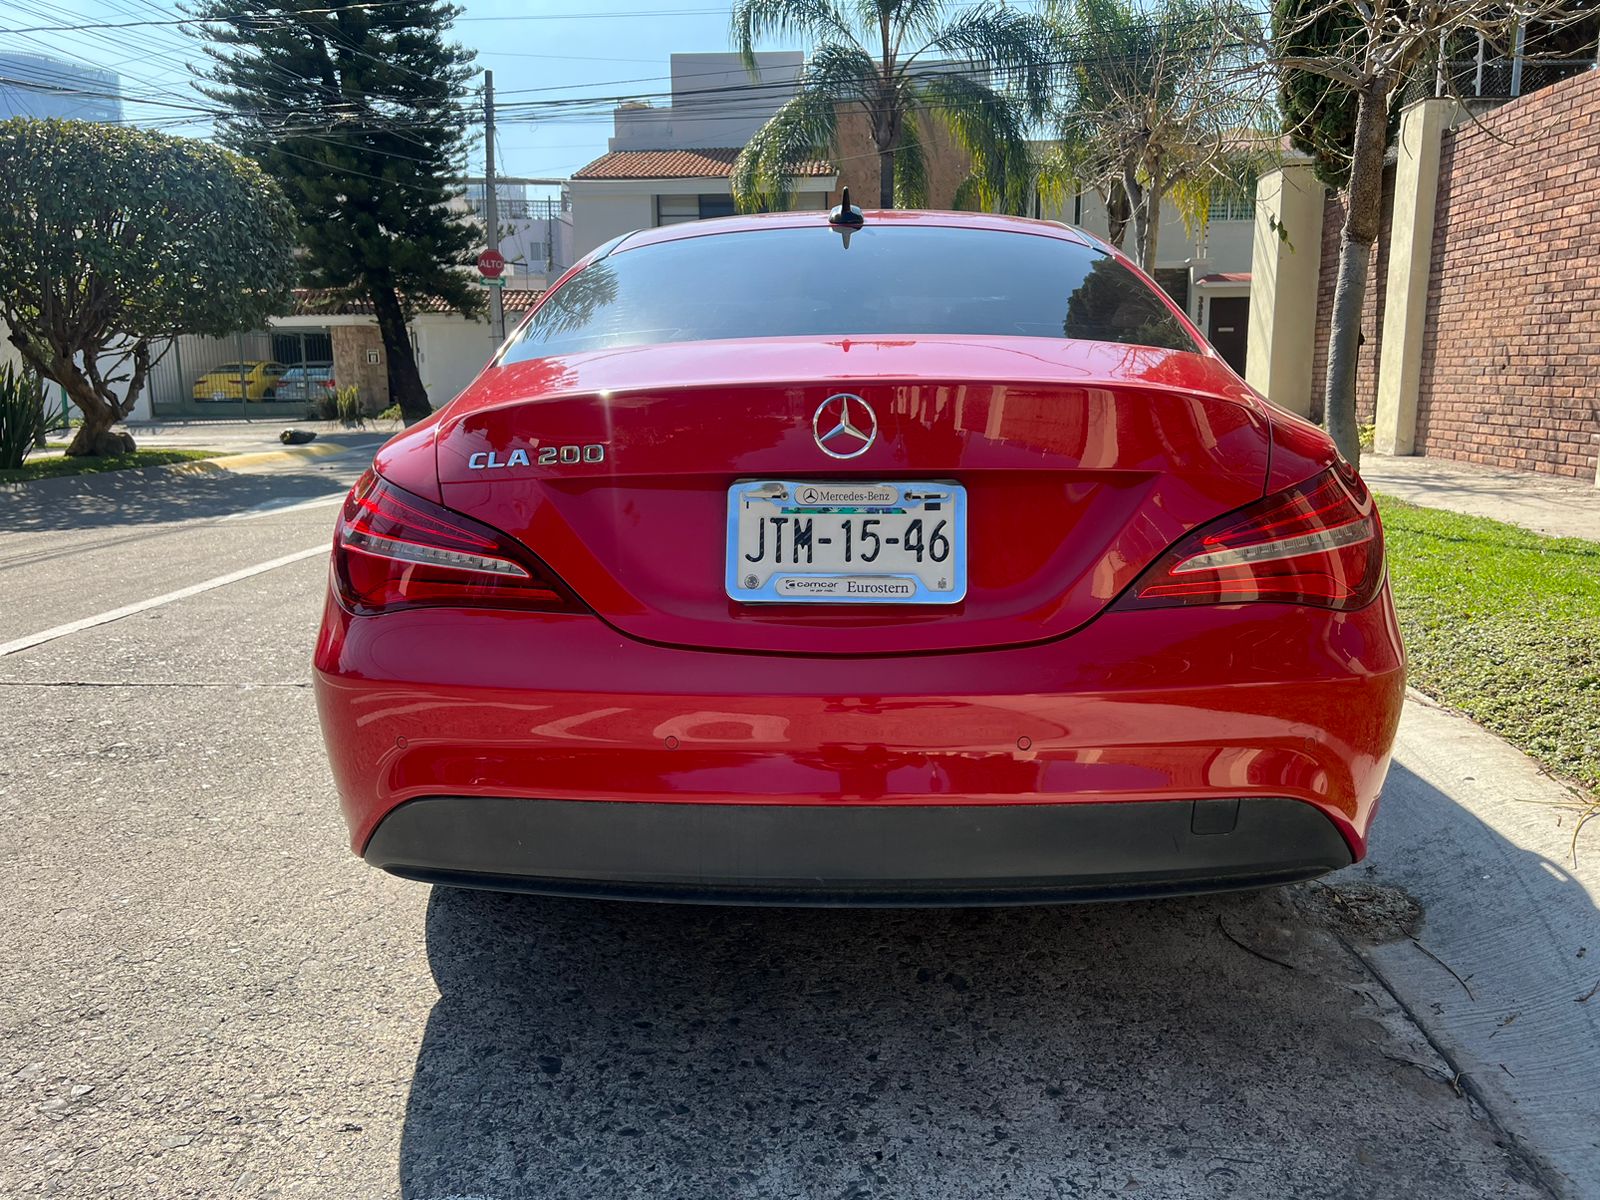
[1360,698,1600,1197]
[122,416,403,453]
[1362,453,1600,542]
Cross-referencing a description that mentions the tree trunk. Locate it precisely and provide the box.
[17,345,127,456]
[879,145,895,209]
[369,284,431,424]
[1105,185,1130,250]
[1322,82,1389,469]
[63,380,120,456]
[1122,161,1147,267]
[1142,188,1162,274]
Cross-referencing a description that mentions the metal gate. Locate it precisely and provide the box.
[147,328,333,420]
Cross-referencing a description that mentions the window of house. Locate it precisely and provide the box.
[655,193,742,225]
[696,193,737,219]
[655,195,700,226]
[1207,182,1257,223]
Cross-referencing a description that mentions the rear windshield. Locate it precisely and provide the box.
[502,224,1197,365]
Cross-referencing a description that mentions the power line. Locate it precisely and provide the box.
[0,3,744,34]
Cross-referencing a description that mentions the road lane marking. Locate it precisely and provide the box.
[220,493,346,522]
[0,545,329,658]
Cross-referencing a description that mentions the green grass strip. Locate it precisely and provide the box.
[1380,494,1600,801]
[0,448,222,483]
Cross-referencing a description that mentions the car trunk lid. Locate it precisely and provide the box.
[433,336,1269,655]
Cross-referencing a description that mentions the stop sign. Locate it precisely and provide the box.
[477,249,506,279]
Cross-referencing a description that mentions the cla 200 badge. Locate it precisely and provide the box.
[467,442,606,469]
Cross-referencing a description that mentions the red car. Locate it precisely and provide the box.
[313,207,1404,904]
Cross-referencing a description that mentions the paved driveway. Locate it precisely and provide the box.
[0,457,1563,1199]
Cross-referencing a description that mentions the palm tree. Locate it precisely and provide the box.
[1040,0,1274,271]
[730,0,1057,213]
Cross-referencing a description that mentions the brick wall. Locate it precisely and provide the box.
[1413,71,1600,479]
[1310,165,1395,426]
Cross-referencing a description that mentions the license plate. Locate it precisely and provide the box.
[726,480,967,604]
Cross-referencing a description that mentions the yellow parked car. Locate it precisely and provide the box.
[192,361,288,402]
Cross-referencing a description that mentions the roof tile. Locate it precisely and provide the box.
[572,146,833,180]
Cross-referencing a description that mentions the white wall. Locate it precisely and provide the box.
[413,314,501,408]
[570,190,657,261]
[569,178,835,259]
[1201,218,1255,274]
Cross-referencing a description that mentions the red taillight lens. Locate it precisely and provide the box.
[1115,463,1385,611]
[332,470,582,615]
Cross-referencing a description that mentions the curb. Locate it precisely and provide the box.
[0,441,359,498]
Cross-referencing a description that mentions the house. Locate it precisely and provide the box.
[571,146,836,254]
[131,286,545,421]
[568,53,989,257]
[569,53,836,257]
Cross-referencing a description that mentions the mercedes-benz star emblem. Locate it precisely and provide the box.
[812,393,877,459]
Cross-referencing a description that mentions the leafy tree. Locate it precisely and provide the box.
[0,119,296,455]
[1043,0,1275,272]
[1274,0,1361,188]
[199,0,482,423]
[730,0,1057,213]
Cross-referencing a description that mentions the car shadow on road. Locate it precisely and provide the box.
[397,880,1540,1200]
[1,453,379,534]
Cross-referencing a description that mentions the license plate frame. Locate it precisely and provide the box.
[725,479,968,605]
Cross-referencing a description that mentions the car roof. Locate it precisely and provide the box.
[610,208,1101,256]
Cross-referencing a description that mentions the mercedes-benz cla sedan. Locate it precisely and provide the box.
[313,207,1404,905]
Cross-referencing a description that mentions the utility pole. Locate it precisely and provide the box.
[483,70,505,344]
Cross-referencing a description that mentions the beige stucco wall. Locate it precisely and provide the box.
[1374,98,1456,456]
[414,313,501,408]
[1245,164,1325,416]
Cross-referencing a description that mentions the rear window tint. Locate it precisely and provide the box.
[502,224,1197,364]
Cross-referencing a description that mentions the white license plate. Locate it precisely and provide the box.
[725,480,967,604]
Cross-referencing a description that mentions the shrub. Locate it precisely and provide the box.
[377,403,403,422]
[0,363,45,470]
[335,384,365,428]
[305,388,339,422]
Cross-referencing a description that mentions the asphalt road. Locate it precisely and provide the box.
[0,453,1559,1199]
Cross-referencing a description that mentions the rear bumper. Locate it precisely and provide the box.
[365,794,1352,905]
[314,592,1406,888]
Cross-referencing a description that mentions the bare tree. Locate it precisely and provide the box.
[1228,0,1591,465]
[1043,0,1278,272]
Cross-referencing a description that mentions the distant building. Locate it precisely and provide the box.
[569,52,837,258]
[0,52,123,123]
[455,183,575,288]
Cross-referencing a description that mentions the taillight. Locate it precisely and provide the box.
[332,470,582,614]
[1115,463,1384,611]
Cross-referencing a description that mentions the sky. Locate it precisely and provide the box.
[0,0,810,197]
